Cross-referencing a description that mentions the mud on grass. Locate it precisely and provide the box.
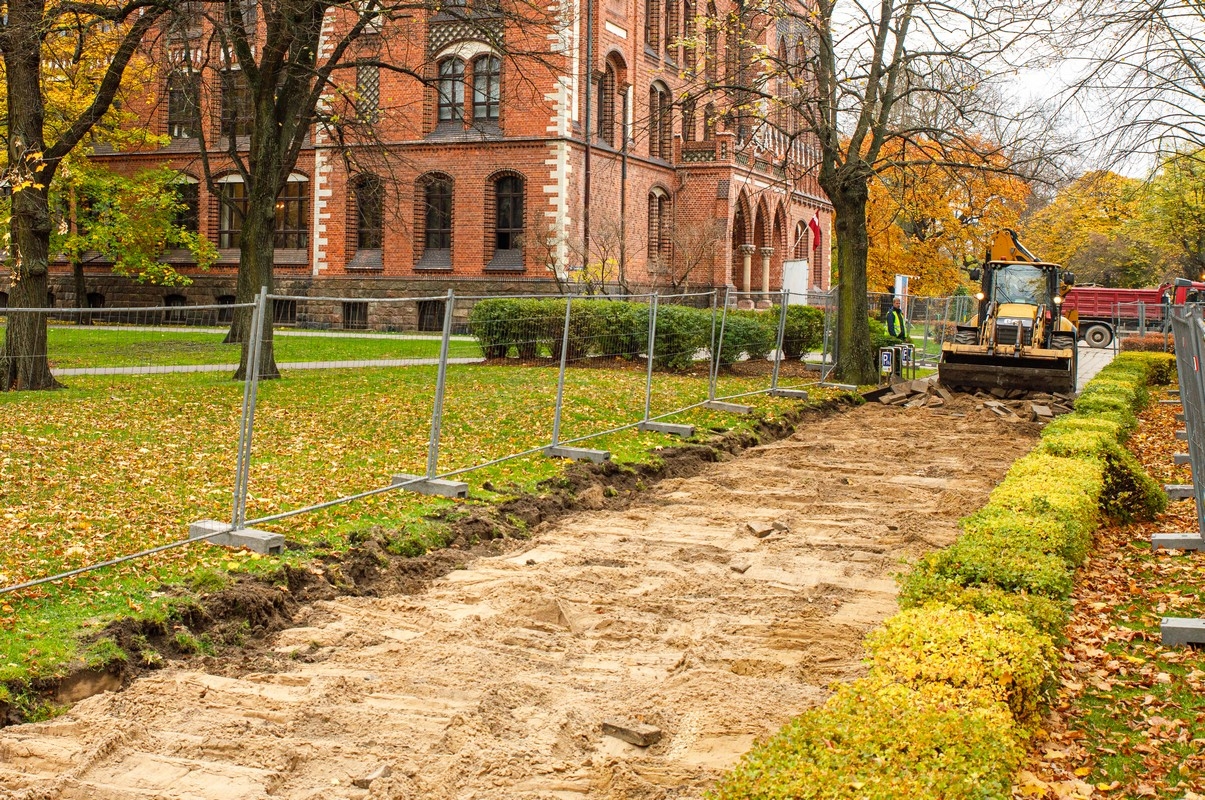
[0,395,857,728]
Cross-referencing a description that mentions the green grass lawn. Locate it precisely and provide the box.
[21,326,474,370]
[0,360,835,704]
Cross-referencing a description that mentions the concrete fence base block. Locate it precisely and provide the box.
[1160,399,1182,405]
[1165,484,1195,500]
[703,400,753,414]
[638,421,695,437]
[823,383,859,391]
[1152,533,1205,551]
[391,474,469,499]
[1169,389,1181,396]
[1177,413,1186,422]
[188,519,285,555]
[1176,429,1188,440]
[1161,617,1205,647]
[769,388,810,400]
[544,446,611,463]
[1174,452,1192,465]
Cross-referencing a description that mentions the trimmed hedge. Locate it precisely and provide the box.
[468,297,831,371]
[709,351,1173,800]
[1120,333,1173,353]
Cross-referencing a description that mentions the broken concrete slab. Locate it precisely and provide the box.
[729,559,752,574]
[746,521,776,537]
[353,765,392,789]
[391,474,470,498]
[602,720,662,747]
[187,520,285,556]
[1164,484,1194,500]
[1152,532,1205,551]
[1161,617,1205,647]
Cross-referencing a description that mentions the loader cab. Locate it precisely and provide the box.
[975,261,1066,334]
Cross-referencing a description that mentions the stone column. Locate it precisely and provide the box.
[759,246,775,308]
[738,244,756,309]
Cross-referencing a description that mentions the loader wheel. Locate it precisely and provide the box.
[1050,333,1076,351]
[1083,324,1112,349]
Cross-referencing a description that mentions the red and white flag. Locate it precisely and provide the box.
[808,212,821,241]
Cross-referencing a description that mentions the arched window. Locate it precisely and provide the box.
[274,177,309,249]
[489,172,527,268]
[645,0,660,49]
[705,2,718,82]
[437,58,465,122]
[684,0,696,69]
[664,0,679,58]
[86,292,105,309]
[173,176,200,233]
[794,221,806,260]
[647,189,671,269]
[217,173,309,251]
[702,102,716,141]
[425,178,453,250]
[681,96,696,142]
[217,176,248,249]
[166,70,200,138]
[648,83,671,160]
[416,173,453,269]
[220,69,252,139]
[598,61,617,146]
[473,55,501,121]
[353,174,384,250]
[775,38,789,130]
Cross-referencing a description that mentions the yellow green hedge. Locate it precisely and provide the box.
[709,352,1173,800]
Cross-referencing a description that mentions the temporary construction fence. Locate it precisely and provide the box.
[0,286,841,594]
[1156,309,1205,646]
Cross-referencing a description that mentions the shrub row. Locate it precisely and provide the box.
[709,351,1174,800]
[467,298,825,370]
[1120,332,1174,353]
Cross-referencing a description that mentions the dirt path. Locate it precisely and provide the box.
[0,400,1038,800]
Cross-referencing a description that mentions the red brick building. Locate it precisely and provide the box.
[16,0,833,315]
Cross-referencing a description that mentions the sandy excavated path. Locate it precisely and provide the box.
[0,401,1036,800]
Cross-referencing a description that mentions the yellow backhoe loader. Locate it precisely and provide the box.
[938,230,1079,394]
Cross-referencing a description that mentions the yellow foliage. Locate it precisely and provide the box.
[866,137,1030,295]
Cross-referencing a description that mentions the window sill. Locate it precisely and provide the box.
[415,249,453,270]
[486,249,525,271]
[347,248,383,271]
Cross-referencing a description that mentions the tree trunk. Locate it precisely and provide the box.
[231,179,279,381]
[822,172,878,385]
[72,260,92,325]
[2,0,60,391]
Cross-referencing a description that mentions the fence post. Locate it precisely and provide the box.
[921,298,932,366]
[544,296,611,461]
[550,295,573,447]
[426,289,456,480]
[231,286,268,530]
[770,288,789,392]
[388,291,469,498]
[643,293,659,422]
[709,287,730,401]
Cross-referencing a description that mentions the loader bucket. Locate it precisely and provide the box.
[938,352,1076,394]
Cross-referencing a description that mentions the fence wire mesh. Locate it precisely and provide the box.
[2,286,861,595]
[1169,310,1205,541]
[0,303,255,592]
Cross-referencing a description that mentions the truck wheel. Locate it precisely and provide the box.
[1083,324,1113,349]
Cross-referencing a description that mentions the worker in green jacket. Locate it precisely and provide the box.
[886,297,909,342]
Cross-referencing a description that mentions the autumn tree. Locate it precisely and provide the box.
[1019,170,1171,287]
[0,0,169,390]
[167,0,553,379]
[687,0,1064,382]
[1146,150,1205,281]
[55,164,219,306]
[866,138,1031,295]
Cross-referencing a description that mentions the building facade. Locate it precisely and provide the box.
[3,0,833,320]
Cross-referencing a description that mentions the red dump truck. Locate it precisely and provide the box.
[1062,278,1205,347]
